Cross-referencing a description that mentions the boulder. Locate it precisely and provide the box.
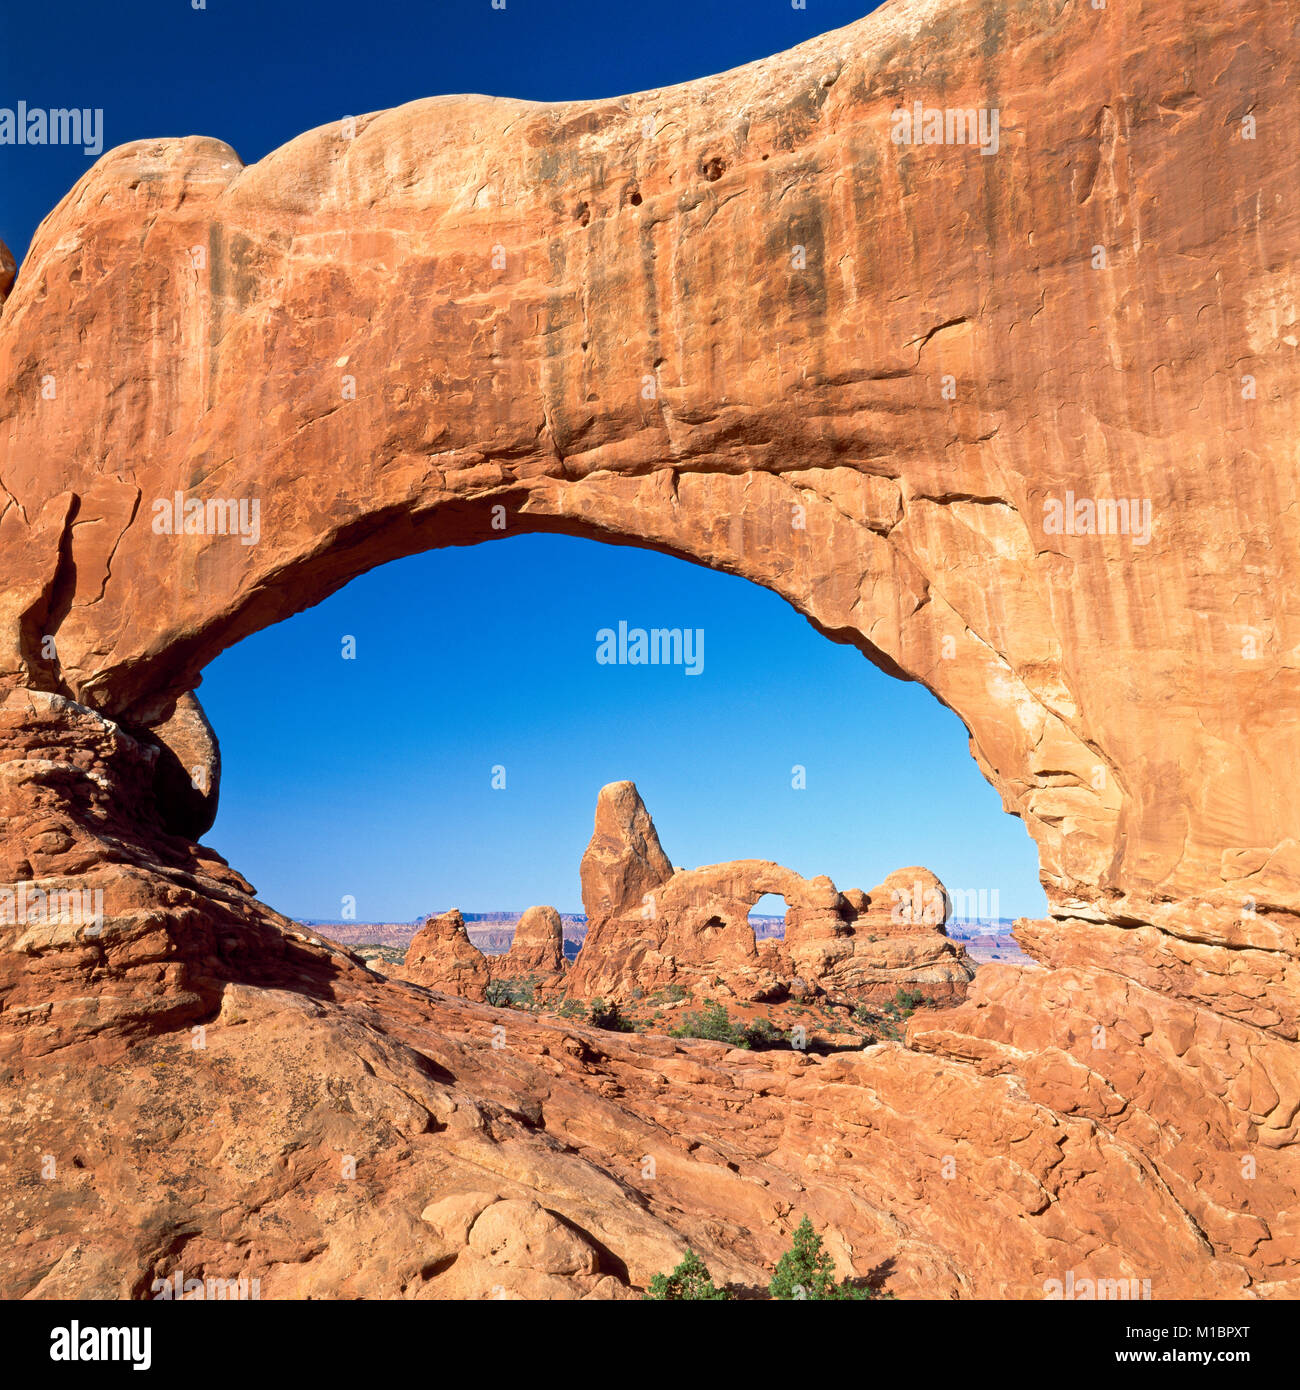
[401,909,491,1002]
[497,905,566,978]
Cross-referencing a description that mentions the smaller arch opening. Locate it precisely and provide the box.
[748,893,789,940]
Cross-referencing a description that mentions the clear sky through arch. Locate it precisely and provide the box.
[199,535,1047,922]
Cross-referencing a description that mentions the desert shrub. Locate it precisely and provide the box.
[742,1016,786,1048]
[588,998,636,1032]
[768,1216,878,1300]
[485,977,535,1008]
[646,1221,891,1301]
[669,1001,784,1049]
[645,1249,732,1300]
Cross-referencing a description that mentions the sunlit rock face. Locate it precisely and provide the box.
[400,906,568,999]
[401,910,493,1002]
[0,0,1297,1299]
[568,782,973,1007]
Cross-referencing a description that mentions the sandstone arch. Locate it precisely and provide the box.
[4,0,1297,972]
[1,0,1298,1298]
[569,784,973,1006]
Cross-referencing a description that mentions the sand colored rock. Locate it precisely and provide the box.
[579,782,673,921]
[0,0,1298,1299]
[402,910,491,1002]
[497,905,567,978]
[853,868,951,932]
[467,1199,599,1276]
[401,905,567,1001]
[569,782,972,1006]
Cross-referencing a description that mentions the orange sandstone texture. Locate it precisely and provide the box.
[0,0,1298,1298]
[402,910,493,1002]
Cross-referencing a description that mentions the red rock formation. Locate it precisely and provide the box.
[569,783,972,1006]
[402,905,567,1001]
[579,782,673,920]
[142,690,222,839]
[0,0,1297,1300]
[497,905,567,979]
[791,869,973,1005]
[0,238,14,307]
[851,868,950,933]
[401,910,491,1002]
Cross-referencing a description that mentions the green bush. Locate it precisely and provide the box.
[769,1216,877,1300]
[742,1016,786,1048]
[645,1220,891,1300]
[669,1001,786,1050]
[644,1249,732,1301]
[588,998,636,1032]
[485,977,535,1009]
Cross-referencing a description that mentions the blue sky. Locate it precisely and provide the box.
[5,0,1047,921]
[199,536,1045,920]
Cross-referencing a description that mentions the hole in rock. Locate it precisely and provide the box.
[748,893,789,939]
[198,535,1046,958]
